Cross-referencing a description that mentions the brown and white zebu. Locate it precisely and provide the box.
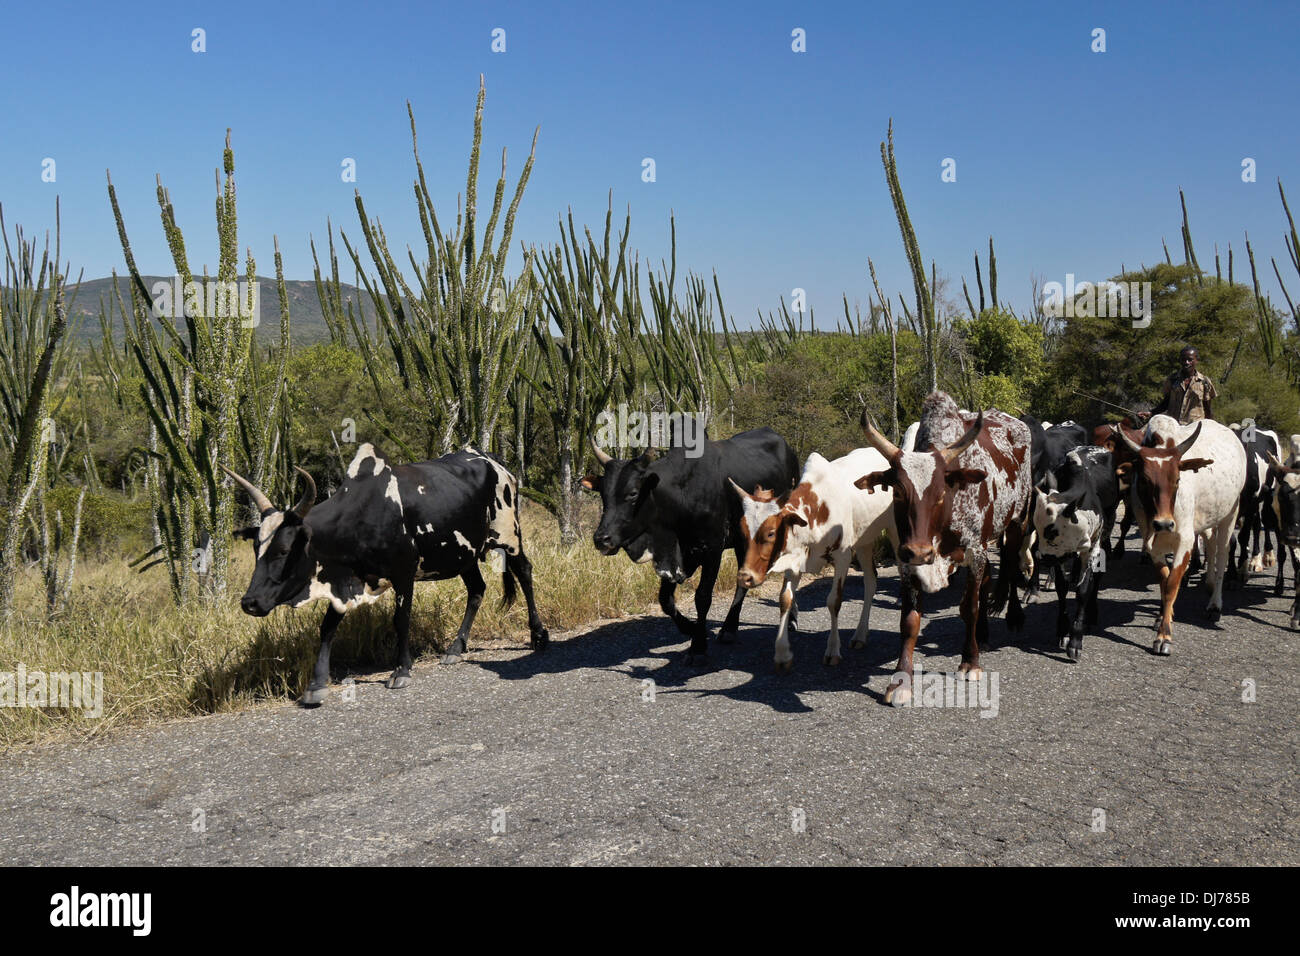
[855,392,1033,706]
[1114,414,1246,655]
[729,448,897,672]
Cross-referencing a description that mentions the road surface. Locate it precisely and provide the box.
[2,557,1297,865]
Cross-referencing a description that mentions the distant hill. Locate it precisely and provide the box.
[61,275,375,346]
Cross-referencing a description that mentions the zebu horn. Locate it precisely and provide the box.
[859,409,901,459]
[222,466,274,515]
[1117,424,1144,455]
[1174,422,1203,456]
[590,437,613,465]
[292,466,316,518]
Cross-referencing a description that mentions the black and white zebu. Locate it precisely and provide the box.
[227,443,549,706]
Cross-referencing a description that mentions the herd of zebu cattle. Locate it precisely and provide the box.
[223,390,1300,708]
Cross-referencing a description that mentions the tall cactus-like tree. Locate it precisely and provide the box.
[880,120,937,392]
[0,202,78,618]
[106,131,285,604]
[345,78,539,454]
[531,200,639,544]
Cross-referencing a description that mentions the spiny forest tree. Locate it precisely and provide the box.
[105,131,291,604]
[344,77,538,456]
[531,201,639,544]
[0,202,82,619]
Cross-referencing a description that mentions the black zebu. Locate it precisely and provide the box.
[228,443,548,706]
[582,426,800,662]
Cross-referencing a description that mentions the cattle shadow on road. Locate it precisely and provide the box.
[476,570,1056,712]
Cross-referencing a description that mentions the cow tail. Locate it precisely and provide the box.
[500,562,519,610]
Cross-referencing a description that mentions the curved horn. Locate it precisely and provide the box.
[727,476,751,501]
[940,411,984,464]
[1266,451,1288,476]
[222,465,274,514]
[1174,422,1203,456]
[590,437,612,466]
[859,408,901,459]
[1116,423,1144,455]
[292,466,316,518]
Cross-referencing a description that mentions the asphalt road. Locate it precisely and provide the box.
[2,551,1297,866]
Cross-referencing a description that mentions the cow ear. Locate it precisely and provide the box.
[781,506,808,528]
[854,471,892,491]
[637,472,660,495]
[1115,461,1133,476]
[234,526,258,540]
[580,474,602,492]
[1179,457,1213,472]
[944,468,987,487]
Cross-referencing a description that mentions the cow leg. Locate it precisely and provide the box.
[1054,560,1071,645]
[823,555,851,667]
[1064,557,1093,662]
[958,561,987,679]
[1188,535,1203,578]
[886,577,922,706]
[657,579,694,638]
[773,572,799,672]
[1154,549,1191,655]
[1206,508,1238,623]
[849,544,877,650]
[718,545,747,644]
[1289,546,1300,628]
[388,579,416,687]
[301,607,344,706]
[507,551,550,652]
[1275,540,1288,596]
[441,565,485,665]
[1002,523,1027,633]
[686,552,721,663]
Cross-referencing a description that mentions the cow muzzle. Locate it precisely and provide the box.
[1152,517,1176,533]
[240,595,272,617]
[593,532,618,556]
[737,568,763,590]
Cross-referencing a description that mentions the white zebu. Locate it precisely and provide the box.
[1117,414,1246,654]
[732,448,897,672]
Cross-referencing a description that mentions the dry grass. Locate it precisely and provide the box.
[0,500,741,752]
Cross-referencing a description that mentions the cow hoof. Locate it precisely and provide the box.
[1066,640,1082,662]
[885,683,912,707]
[958,665,983,681]
[387,671,411,690]
[823,654,841,667]
[718,627,739,645]
[529,629,550,652]
[1152,638,1172,656]
[1274,583,1286,597]
[1058,635,1070,651]
[1265,550,1277,568]
[1290,615,1300,630]
[299,687,328,707]
[773,658,794,674]
[850,638,867,650]
[440,652,463,665]
[685,651,710,668]
[1205,606,1222,624]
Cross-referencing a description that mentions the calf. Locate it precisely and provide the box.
[1266,452,1300,625]
[1031,446,1119,661]
[731,448,896,672]
[583,427,799,662]
[228,444,548,706]
[855,392,1033,705]
[1115,416,1246,654]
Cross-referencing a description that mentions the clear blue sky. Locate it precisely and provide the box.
[1,0,1297,325]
